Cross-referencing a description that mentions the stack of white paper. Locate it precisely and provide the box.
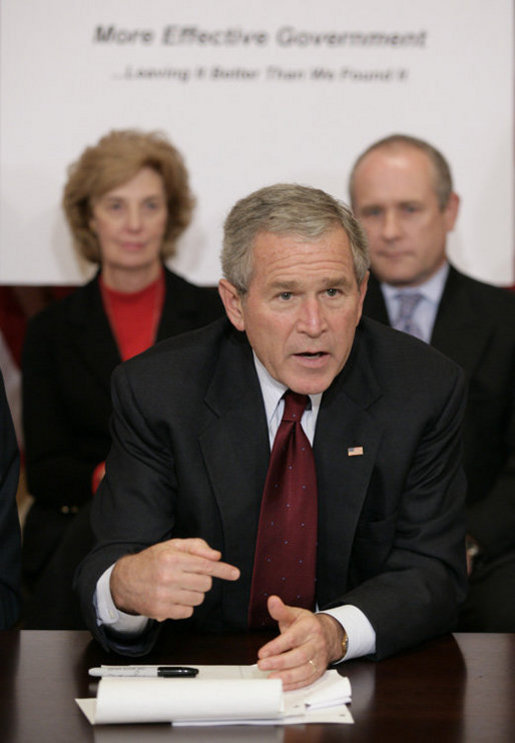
[76,665,353,726]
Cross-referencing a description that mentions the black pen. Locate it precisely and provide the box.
[89,665,199,678]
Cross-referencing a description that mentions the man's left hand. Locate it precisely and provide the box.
[256,595,345,690]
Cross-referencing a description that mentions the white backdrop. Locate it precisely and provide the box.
[0,0,513,286]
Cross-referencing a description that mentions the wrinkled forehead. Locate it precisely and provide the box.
[249,228,354,279]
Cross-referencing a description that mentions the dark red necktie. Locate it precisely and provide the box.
[248,391,318,628]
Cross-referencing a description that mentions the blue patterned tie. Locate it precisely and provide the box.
[393,292,425,340]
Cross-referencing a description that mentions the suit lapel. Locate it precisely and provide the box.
[198,331,270,620]
[363,274,391,324]
[431,267,492,378]
[156,269,199,340]
[67,276,120,395]
[314,330,384,605]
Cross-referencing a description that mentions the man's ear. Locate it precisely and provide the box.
[356,270,369,324]
[218,279,246,331]
[444,192,460,232]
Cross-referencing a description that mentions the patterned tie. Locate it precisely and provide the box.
[393,292,425,340]
[248,391,318,628]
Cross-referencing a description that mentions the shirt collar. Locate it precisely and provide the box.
[252,352,322,425]
[381,261,449,305]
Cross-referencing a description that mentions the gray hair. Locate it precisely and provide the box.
[221,183,369,294]
[348,133,454,210]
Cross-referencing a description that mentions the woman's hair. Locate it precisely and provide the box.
[62,129,194,263]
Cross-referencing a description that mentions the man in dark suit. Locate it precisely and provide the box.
[76,184,467,690]
[349,133,515,630]
[0,370,21,628]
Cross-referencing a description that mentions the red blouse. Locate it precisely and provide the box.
[99,269,165,362]
[92,269,165,493]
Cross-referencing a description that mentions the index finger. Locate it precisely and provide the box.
[203,558,240,582]
[165,539,240,581]
[178,552,240,582]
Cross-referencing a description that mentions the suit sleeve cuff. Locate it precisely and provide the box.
[318,604,376,661]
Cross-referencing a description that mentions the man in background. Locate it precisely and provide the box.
[349,133,515,630]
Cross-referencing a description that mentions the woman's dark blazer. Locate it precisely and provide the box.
[0,371,21,628]
[21,267,223,583]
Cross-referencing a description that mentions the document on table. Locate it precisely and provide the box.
[76,664,353,725]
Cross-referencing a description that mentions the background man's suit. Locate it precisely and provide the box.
[76,316,467,658]
[364,266,515,628]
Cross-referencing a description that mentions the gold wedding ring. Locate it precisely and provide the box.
[308,659,317,673]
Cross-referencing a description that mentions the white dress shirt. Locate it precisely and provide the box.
[95,353,376,660]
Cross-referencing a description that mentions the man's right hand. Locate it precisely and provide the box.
[110,538,240,621]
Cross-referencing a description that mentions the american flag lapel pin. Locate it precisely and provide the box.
[347,446,364,457]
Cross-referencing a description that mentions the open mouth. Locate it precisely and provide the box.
[294,352,328,360]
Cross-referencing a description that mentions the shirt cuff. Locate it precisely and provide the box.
[318,604,376,661]
[94,564,150,635]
